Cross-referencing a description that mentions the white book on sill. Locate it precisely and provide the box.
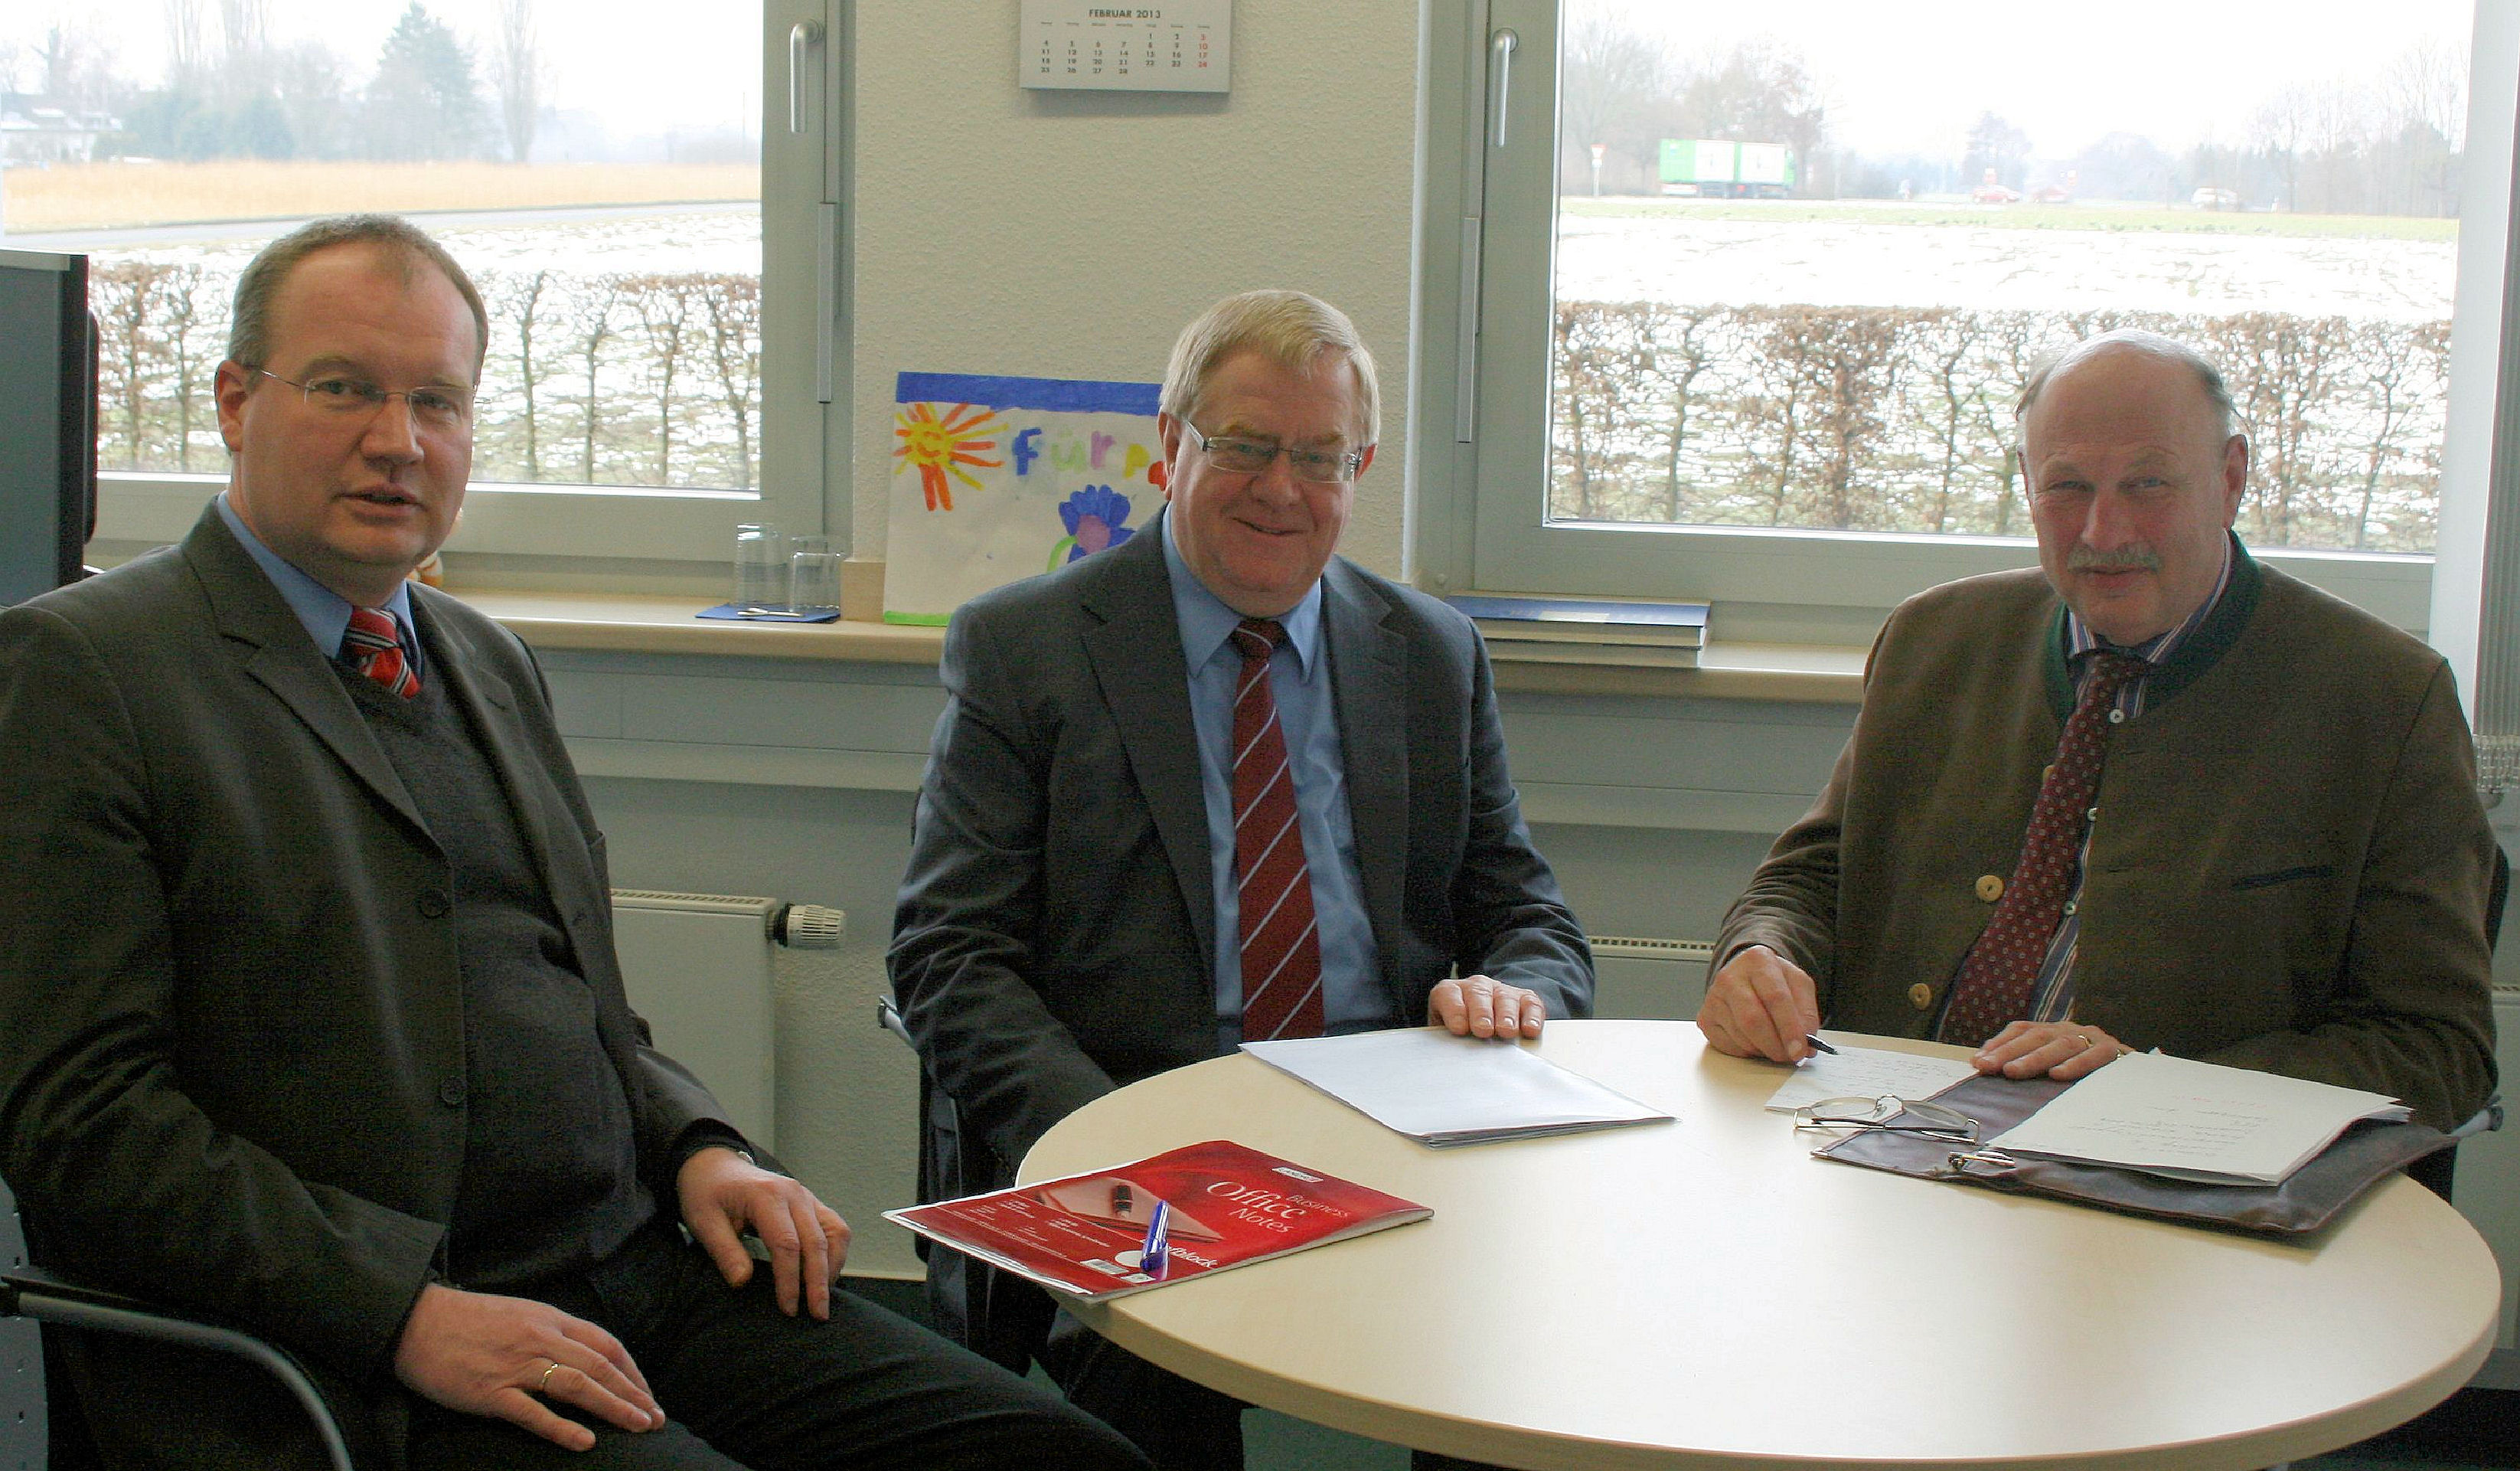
[1240,1028,1672,1146]
[1984,1050,2409,1186]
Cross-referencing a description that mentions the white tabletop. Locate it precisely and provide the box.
[1019,1021,2502,1470]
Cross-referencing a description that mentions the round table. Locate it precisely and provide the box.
[1018,1021,2501,1470]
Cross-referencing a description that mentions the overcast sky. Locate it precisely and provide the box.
[5,1,759,136]
[8,2,2483,160]
[1582,0,2476,159]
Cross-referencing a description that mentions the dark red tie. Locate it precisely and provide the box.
[1231,619,1324,1041]
[344,606,420,700]
[1941,651,2146,1048]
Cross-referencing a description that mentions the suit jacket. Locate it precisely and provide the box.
[889,518,1591,1353]
[1716,547,2498,1130]
[0,506,738,1463]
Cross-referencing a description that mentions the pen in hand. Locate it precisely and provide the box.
[1803,1034,1839,1056]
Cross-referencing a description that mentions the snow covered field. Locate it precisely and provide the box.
[1555,207,2456,322]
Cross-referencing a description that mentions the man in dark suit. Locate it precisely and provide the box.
[890,289,1594,1468]
[0,215,1144,1471]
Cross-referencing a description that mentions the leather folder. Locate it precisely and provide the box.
[1813,1071,2454,1236]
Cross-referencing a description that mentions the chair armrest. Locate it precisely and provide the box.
[2,1266,357,1471]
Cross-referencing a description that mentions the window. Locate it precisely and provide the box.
[1419,0,2495,641]
[0,0,838,577]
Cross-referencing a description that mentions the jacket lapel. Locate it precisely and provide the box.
[1322,561,1408,991]
[1079,518,1219,979]
[184,508,432,842]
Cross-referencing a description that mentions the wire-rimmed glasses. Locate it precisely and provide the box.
[254,368,474,428]
[1791,1094,1980,1145]
[1180,419,1366,483]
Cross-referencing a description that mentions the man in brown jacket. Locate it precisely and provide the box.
[1699,329,2496,1130]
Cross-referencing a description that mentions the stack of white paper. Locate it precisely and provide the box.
[1240,1028,1672,1146]
[1986,1051,2409,1185]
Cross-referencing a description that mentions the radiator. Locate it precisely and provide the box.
[609,891,785,1151]
[1588,936,1714,1021]
[2455,983,2520,1388]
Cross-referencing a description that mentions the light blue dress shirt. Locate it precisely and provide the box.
[214,492,423,678]
[1160,516,1386,1051]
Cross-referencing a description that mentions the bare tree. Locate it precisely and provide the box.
[488,0,544,164]
[570,277,623,482]
[502,270,551,482]
[703,276,762,490]
[2252,85,2313,211]
[631,275,697,484]
[164,0,213,83]
[1559,13,1671,192]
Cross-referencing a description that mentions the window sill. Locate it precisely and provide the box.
[459,589,944,665]
[459,587,1866,700]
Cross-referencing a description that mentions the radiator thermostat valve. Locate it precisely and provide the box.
[772,903,846,949]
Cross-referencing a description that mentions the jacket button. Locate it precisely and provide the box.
[418,888,451,918]
[1908,982,1934,1010]
[1975,874,2005,902]
[438,1078,466,1107]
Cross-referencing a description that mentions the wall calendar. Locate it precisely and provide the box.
[1020,1,1232,93]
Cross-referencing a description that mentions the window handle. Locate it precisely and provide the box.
[789,21,824,135]
[1489,29,1518,149]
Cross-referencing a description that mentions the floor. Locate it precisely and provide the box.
[842,1277,2520,1469]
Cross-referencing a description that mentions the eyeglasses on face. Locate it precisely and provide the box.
[254,368,474,427]
[1790,1094,1980,1144]
[1181,419,1365,484]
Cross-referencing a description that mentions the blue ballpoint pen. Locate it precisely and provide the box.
[1140,1198,1171,1278]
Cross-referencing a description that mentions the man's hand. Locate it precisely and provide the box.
[1973,1020,2130,1081]
[676,1145,850,1320]
[1428,975,1546,1039]
[392,1283,660,1452]
[1697,945,1822,1062]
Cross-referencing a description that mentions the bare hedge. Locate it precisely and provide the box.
[1552,302,2447,553]
[87,260,763,492]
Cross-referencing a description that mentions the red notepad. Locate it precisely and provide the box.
[887,1140,1431,1300]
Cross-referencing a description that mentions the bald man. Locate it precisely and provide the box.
[1699,329,2496,1130]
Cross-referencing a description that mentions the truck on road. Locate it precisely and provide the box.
[1659,139,1797,199]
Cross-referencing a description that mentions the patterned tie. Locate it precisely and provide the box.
[344,606,421,700]
[1230,619,1324,1041]
[1940,651,2146,1048]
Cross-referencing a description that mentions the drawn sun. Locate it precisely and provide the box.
[893,402,1007,512]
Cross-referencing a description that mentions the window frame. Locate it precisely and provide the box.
[1412,0,2486,642]
[85,0,846,586]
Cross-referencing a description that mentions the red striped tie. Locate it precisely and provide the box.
[1231,619,1324,1041]
[344,606,420,700]
[1940,651,2145,1047]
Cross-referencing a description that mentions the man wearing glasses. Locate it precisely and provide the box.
[1697,330,2495,1135]
[892,289,1593,1468]
[0,215,1144,1470]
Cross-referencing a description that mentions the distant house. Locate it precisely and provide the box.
[0,95,122,166]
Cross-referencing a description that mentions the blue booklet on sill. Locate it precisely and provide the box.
[698,603,844,624]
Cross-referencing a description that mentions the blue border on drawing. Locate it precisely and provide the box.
[895,371,1161,417]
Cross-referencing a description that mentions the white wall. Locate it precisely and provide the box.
[845,2,1425,574]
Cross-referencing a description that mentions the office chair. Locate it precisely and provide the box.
[0,1175,357,1471]
[2404,844,2511,1203]
[876,996,1057,1373]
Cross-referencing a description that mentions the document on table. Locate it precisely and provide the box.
[1761,1044,1980,1113]
[1240,1028,1673,1147]
[1985,1050,2410,1185]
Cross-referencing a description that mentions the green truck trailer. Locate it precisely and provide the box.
[1658,139,1796,198]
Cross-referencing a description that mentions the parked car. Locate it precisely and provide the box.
[1973,182,2023,204]
[2193,186,2241,210]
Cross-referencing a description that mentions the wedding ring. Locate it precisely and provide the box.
[2074,1034,2093,1049]
[540,1360,562,1394]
